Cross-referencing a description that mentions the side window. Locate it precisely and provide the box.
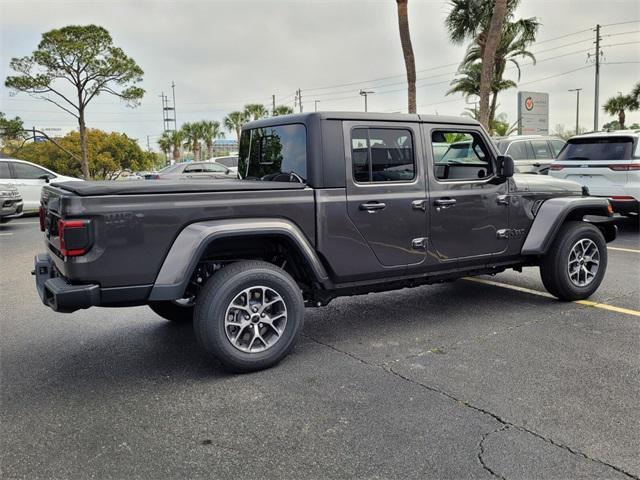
[531,140,553,159]
[203,163,227,173]
[350,127,415,183]
[431,131,492,181]
[184,164,204,173]
[505,141,528,160]
[12,162,48,179]
[0,162,11,179]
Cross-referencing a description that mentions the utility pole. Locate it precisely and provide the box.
[593,24,601,131]
[294,89,303,113]
[146,135,151,151]
[171,81,177,128]
[314,100,320,112]
[272,94,276,114]
[568,88,582,135]
[359,89,374,112]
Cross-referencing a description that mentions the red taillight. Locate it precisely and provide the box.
[57,219,90,257]
[549,164,565,171]
[609,195,636,200]
[38,206,46,232]
[608,164,640,171]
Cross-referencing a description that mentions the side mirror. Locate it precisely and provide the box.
[497,155,514,178]
[38,174,52,183]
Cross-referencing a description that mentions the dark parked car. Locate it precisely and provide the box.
[494,135,566,174]
[146,161,235,180]
[34,112,616,371]
[0,183,23,223]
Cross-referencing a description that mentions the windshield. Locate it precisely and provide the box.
[215,157,238,168]
[238,124,307,182]
[557,137,634,161]
[159,163,183,174]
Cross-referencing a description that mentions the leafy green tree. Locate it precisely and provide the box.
[272,105,294,116]
[181,122,205,161]
[201,120,224,159]
[603,94,639,130]
[5,25,144,179]
[15,129,153,179]
[224,111,247,143]
[0,112,26,143]
[244,103,268,121]
[447,62,516,116]
[632,82,640,103]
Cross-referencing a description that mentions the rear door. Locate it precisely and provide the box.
[424,125,509,263]
[344,121,427,268]
[8,161,52,211]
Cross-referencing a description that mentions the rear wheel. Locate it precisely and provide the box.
[149,299,194,324]
[540,221,607,301]
[194,261,304,372]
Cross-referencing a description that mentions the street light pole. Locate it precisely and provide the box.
[568,88,582,135]
[359,89,374,112]
[314,100,320,112]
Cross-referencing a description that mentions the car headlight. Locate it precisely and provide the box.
[0,190,12,197]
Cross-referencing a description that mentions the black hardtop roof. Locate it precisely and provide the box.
[245,111,480,129]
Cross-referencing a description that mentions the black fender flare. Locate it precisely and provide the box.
[521,197,615,255]
[148,218,329,301]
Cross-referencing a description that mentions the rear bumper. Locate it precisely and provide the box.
[33,253,100,313]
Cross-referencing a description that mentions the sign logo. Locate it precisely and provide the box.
[525,97,534,111]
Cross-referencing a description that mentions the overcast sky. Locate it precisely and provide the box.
[1,0,639,149]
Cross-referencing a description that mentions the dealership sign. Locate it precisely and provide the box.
[517,91,549,135]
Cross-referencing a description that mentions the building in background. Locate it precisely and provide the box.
[212,138,238,155]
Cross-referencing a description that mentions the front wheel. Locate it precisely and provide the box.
[540,221,607,301]
[194,261,304,372]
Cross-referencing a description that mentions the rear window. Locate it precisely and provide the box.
[238,124,307,182]
[215,157,238,168]
[557,137,634,161]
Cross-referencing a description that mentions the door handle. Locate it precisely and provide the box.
[434,198,456,209]
[411,199,428,212]
[359,201,386,212]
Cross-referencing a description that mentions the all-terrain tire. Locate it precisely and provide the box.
[149,300,194,324]
[194,260,304,372]
[540,221,607,301]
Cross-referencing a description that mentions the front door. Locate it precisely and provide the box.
[425,126,509,262]
[9,161,52,212]
[344,122,428,268]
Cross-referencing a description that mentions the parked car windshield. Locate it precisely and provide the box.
[159,163,183,174]
[238,124,307,182]
[557,137,634,160]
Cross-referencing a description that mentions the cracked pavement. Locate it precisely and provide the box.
[1,218,638,479]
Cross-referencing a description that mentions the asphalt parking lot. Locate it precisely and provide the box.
[1,218,638,479]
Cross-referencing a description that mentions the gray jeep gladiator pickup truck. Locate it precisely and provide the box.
[34,112,617,371]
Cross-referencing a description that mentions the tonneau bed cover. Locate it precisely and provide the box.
[52,179,307,196]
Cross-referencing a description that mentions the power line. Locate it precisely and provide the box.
[601,19,640,27]
[518,65,593,86]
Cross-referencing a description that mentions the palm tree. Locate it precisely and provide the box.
[201,120,224,159]
[223,111,247,143]
[181,122,204,161]
[447,62,516,110]
[272,105,294,116]
[167,130,183,162]
[157,133,171,159]
[243,103,268,121]
[396,0,416,113]
[461,17,539,124]
[632,82,640,103]
[445,0,517,129]
[603,94,639,130]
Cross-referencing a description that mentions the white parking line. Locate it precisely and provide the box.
[608,246,640,254]
[464,277,640,318]
[5,221,38,225]
[0,233,14,236]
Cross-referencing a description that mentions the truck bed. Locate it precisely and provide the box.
[52,179,307,196]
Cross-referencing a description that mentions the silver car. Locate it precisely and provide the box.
[0,183,23,223]
[146,161,236,180]
[494,135,566,175]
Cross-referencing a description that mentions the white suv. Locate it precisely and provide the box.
[549,132,640,218]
